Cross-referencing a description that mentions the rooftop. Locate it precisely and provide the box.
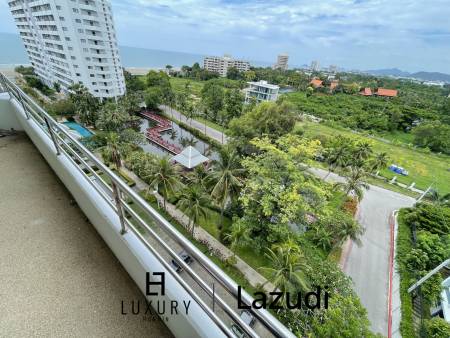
[375,88,398,97]
[247,80,280,89]
[172,146,209,169]
[310,78,323,88]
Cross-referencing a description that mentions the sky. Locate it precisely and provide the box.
[1,0,450,73]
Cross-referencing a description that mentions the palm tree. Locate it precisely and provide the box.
[260,240,309,301]
[169,129,178,140]
[336,167,370,202]
[100,132,123,169]
[96,101,135,132]
[69,83,99,126]
[187,165,209,189]
[143,156,182,211]
[100,131,143,169]
[353,141,373,166]
[207,149,245,236]
[369,152,389,174]
[177,186,209,237]
[179,136,197,148]
[428,190,450,206]
[224,222,250,256]
[323,137,351,179]
[334,215,364,247]
[311,225,333,251]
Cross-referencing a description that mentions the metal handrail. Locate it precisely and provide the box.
[0,72,295,338]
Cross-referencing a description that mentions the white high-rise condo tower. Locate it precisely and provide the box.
[273,53,289,71]
[8,0,126,99]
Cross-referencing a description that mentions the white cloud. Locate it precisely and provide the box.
[1,0,449,72]
[110,0,450,72]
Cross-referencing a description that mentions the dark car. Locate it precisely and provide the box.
[230,310,256,337]
[170,250,193,273]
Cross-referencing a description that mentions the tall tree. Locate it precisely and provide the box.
[100,130,143,169]
[201,82,225,122]
[144,157,182,211]
[260,239,309,300]
[336,167,370,202]
[369,151,389,173]
[224,222,250,256]
[69,83,99,126]
[207,148,245,236]
[96,101,140,132]
[177,186,209,236]
[223,88,244,123]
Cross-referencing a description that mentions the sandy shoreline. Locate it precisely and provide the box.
[0,64,173,76]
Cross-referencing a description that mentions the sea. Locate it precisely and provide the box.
[0,32,270,70]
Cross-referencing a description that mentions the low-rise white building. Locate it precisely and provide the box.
[203,54,250,77]
[244,80,279,103]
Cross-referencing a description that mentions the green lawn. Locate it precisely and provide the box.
[169,77,204,97]
[297,121,450,194]
[195,116,225,132]
[136,75,204,97]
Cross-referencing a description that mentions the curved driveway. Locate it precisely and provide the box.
[310,167,415,335]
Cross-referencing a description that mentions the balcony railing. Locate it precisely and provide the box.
[0,72,295,338]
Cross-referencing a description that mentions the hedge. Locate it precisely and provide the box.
[396,209,416,338]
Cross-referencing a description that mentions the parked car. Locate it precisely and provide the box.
[230,310,256,338]
[170,250,193,273]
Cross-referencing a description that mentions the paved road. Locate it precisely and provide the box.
[160,105,228,144]
[311,168,415,335]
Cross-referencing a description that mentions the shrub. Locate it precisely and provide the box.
[396,210,416,337]
[342,196,358,216]
[423,317,450,338]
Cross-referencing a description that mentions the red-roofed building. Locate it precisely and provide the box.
[360,87,372,96]
[310,78,323,88]
[375,88,398,97]
[330,80,339,91]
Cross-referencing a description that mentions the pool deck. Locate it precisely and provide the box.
[0,133,172,337]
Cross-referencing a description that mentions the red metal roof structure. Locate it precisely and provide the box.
[310,78,323,88]
[360,87,373,96]
[375,88,398,97]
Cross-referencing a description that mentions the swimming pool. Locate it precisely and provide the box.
[63,122,93,138]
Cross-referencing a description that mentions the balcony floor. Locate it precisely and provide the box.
[0,133,172,337]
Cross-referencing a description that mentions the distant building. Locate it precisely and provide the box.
[310,78,323,88]
[8,0,125,99]
[245,80,279,103]
[375,88,398,97]
[360,88,373,96]
[330,80,339,91]
[360,87,398,97]
[203,54,250,77]
[310,60,320,72]
[329,65,337,73]
[273,53,289,71]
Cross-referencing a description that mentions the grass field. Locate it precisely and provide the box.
[169,77,204,97]
[297,121,450,194]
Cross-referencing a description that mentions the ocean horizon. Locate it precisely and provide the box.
[0,32,271,70]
